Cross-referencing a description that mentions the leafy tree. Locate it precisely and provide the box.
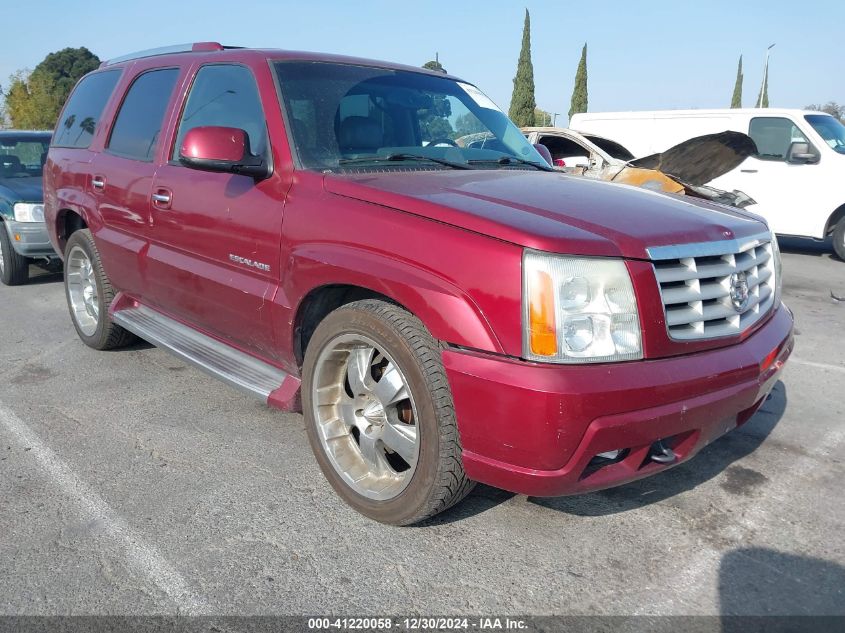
[422,57,446,74]
[508,9,536,127]
[534,108,552,126]
[568,43,588,120]
[805,102,845,122]
[731,55,743,108]
[4,47,100,129]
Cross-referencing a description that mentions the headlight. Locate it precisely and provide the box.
[13,203,45,223]
[523,250,643,363]
[770,232,783,304]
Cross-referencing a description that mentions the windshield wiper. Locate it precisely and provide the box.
[467,156,554,171]
[337,153,473,170]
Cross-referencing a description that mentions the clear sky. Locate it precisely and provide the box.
[2,0,842,124]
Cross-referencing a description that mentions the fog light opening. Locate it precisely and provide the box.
[581,448,629,480]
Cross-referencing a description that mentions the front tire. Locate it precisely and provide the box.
[302,299,475,525]
[64,229,134,350]
[0,223,29,286]
[833,220,845,261]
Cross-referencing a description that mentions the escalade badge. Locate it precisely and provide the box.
[729,271,750,312]
[229,254,271,272]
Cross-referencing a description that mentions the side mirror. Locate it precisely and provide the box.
[533,143,553,166]
[786,141,819,165]
[179,126,270,179]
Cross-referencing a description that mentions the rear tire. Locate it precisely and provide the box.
[0,223,30,286]
[64,229,135,350]
[833,220,845,261]
[302,299,475,525]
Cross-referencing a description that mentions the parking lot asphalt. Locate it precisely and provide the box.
[0,239,843,617]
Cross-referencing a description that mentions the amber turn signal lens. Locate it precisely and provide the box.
[528,269,557,356]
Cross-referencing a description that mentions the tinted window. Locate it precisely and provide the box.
[585,135,635,161]
[173,65,267,159]
[52,70,121,149]
[108,68,179,161]
[273,61,547,171]
[0,134,52,176]
[749,117,808,161]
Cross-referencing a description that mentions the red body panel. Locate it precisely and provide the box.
[179,126,247,162]
[447,305,793,495]
[43,47,794,498]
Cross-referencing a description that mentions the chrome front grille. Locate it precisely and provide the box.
[648,233,776,341]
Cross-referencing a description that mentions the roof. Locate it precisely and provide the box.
[0,130,53,136]
[99,42,467,83]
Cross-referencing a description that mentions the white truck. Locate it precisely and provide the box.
[570,109,845,260]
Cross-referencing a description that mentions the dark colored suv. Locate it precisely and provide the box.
[1,130,58,285]
[44,43,793,524]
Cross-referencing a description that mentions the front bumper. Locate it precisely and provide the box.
[443,304,794,497]
[3,220,57,258]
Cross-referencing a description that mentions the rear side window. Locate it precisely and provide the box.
[173,64,267,159]
[749,117,809,161]
[107,68,179,161]
[52,70,121,149]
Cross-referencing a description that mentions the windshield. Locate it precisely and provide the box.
[0,134,51,177]
[273,61,548,171]
[805,114,845,154]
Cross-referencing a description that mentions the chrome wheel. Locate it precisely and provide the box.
[66,245,99,336]
[311,334,420,501]
[0,233,5,276]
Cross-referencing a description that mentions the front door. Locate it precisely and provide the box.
[710,116,821,237]
[146,63,284,360]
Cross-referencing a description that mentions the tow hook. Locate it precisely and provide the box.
[649,439,677,464]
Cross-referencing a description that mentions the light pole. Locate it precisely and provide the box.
[757,43,775,108]
[551,112,560,126]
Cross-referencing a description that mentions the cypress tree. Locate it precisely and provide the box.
[508,9,536,127]
[730,55,743,108]
[568,43,588,120]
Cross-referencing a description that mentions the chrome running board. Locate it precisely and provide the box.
[112,303,289,402]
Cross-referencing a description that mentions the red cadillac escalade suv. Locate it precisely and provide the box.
[43,43,793,525]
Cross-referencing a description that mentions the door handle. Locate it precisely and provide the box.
[152,192,172,204]
[92,176,105,190]
[740,169,758,173]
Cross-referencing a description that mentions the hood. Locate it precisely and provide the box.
[628,131,757,186]
[0,176,44,204]
[324,169,768,259]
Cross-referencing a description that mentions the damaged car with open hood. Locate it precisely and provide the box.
[516,126,758,209]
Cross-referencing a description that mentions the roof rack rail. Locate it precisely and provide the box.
[101,42,229,67]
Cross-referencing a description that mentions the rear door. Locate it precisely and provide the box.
[90,67,181,296]
[146,63,283,360]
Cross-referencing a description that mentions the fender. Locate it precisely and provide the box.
[284,242,507,358]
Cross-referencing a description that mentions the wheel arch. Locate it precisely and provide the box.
[288,244,505,367]
[54,208,89,256]
[825,202,845,236]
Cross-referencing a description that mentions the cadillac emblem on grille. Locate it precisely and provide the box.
[729,271,750,312]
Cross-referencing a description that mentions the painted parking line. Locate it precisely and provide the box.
[0,401,210,615]
[790,357,845,374]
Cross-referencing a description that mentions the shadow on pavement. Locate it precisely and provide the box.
[719,546,845,630]
[778,235,839,261]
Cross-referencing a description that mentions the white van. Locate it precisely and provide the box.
[570,109,845,259]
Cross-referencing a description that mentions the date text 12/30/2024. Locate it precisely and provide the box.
[307,617,529,630]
